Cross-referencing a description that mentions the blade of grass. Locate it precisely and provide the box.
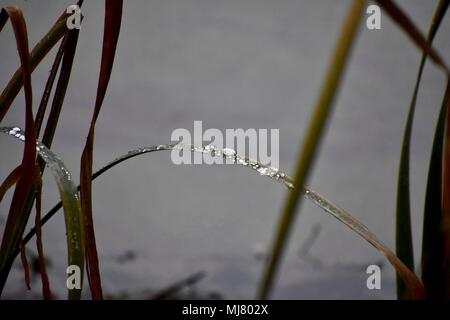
[304,188,425,298]
[0,5,83,297]
[31,4,82,299]
[33,166,52,299]
[17,143,424,298]
[376,0,449,74]
[422,79,450,299]
[0,7,36,295]
[2,0,84,299]
[1,126,85,300]
[257,0,365,299]
[444,81,450,298]
[395,0,449,299]
[79,0,123,299]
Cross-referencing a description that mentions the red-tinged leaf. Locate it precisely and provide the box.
[376,0,449,73]
[19,240,30,290]
[33,167,52,300]
[0,10,71,121]
[0,165,22,204]
[0,7,36,294]
[80,0,123,300]
[1,3,84,299]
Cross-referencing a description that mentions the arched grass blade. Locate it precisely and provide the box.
[0,127,85,300]
[258,0,365,300]
[18,142,424,299]
[395,0,449,299]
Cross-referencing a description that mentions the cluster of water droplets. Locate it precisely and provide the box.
[105,143,380,243]
[200,144,290,184]
[112,143,295,189]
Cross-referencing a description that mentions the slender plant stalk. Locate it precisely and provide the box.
[257,0,365,299]
[79,0,123,299]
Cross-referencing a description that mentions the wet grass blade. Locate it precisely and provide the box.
[79,0,123,299]
[395,0,449,299]
[16,143,424,298]
[0,7,36,295]
[1,127,85,300]
[376,0,449,74]
[0,10,71,121]
[304,188,425,298]
[258,0,365,299]
[421,79,450,299]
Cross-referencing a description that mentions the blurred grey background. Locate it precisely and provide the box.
[1,0,449,299]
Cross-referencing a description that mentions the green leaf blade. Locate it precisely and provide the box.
[257,0,366,300]
[395,0,449,299]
